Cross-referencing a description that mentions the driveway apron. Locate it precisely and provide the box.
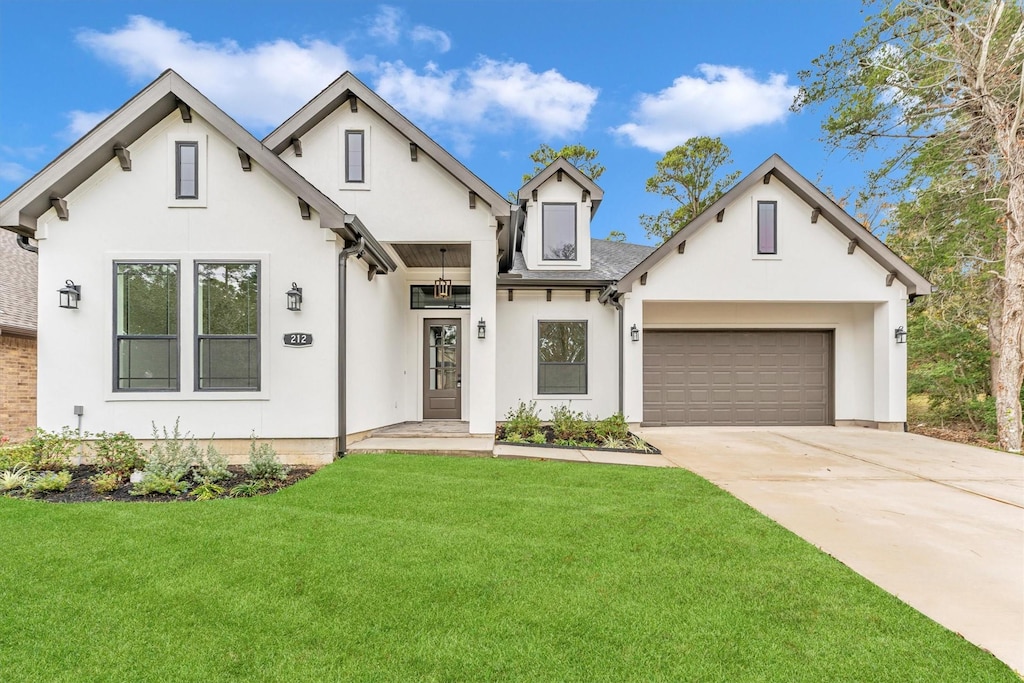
[637,426,1024,673]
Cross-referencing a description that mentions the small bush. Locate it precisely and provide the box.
[0,442,35,470]
[144,419,197,482]
[92,432,144,477]
[528,431,547,444]
[550,405,590,442]
[28,427,83,471]
[244,434,289,481]
[230,480,266,498]
[193,444,230,485]
[595,413,630,443]
[130,474,190,497]
[26,470,72,494]
[90,471,121,494]
[503,431,526,443]
[0,464,33,492]
[191,482,225,501]
[628,435,653,453]
[503,400,542,439]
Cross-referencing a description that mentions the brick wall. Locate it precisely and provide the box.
[0,334,37,441]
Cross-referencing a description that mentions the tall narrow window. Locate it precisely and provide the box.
[196,262,260,390]
[538,321,587,394]
[345,130,364,183]
[176,141,198,199]
[542,203,577,260]
[115,262,179,391]
[757,201,777,254]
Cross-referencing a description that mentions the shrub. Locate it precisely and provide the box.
[528,431,547,444]
[230,480,266,498]
[92,432,144,477]
[244,435,289,481]
[28,427,83,471]
[26,470,72,494]
[0,442,35,470]
[550,404,590,442]
[191,482,225,501]
[595,413,630,443]
[193,444,231,485]
[89,471,121,494]
[144,419,197,482]
[628,435,654,453]
[0,464,33,492]
[503,431,526,444]
[130,475,190,497]
[503,400,542,439]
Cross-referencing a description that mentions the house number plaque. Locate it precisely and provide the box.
[283,333,313,347]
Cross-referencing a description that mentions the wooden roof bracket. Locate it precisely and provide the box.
[176,99,191,123]
[290,138,302,157]
[409,143,418,161]
[716,209,724,222]
[237,148,251,172]
[50,196,68,221]
[639,272,648,286]
[469,191,476,209]
[848,239,858,255]
[763,172,771,184]
[298,198,311,220]
[677,240,686,254]
[886,272,897,287]
[113,145,131,171]
[811,207,821,224]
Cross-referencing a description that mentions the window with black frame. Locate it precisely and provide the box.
[114,262,179,391]
[196,262,259,390]
[538,321,587,394]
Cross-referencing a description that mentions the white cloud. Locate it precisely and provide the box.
[613,65,799,152]
[410,25,451,53]
[368,6,402,44]
[64,109,112,140]
[0,161,30,183]
[76,16,366,130]
[376,59,598,141]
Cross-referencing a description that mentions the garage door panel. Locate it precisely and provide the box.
[644,330,832,426]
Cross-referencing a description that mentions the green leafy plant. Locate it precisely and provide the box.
[550,404,590,442]
[144,419,198,482]
[600,436,628,450]
[230,480,266,498]
[503,400,542,440]
[628,435,654,454]
[26,470,72,495]
[0,442,35,470]
[0,463,33,492]
[28,427,84,471]
[528,431,547,444]
[503,431,526,444]
[193,444,231,485]
[595,413,630,443]
[89,471,121,494]
[191,482,225,501]
[92,431,144,477]
[244,434,289,481]
[130,474,190,496]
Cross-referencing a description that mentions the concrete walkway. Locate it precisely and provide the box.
[637,426,1024,674]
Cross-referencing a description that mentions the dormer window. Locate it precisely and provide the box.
[542,203,577,260]
[175,142,198,199]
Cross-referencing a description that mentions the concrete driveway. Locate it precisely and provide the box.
[636,426,1024,673]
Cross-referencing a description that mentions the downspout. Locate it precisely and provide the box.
[599,287,625,415]
[16,235,38,253]
[337,237,365,458]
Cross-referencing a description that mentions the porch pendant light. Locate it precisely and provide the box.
[434,247,452,299]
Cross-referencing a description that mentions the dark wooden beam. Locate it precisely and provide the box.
[763,173,771,184]
[716,209,724,222]
[546,289,552,302]
[469,191,476,209]
[639,272,648,286]
[582,189,590,203]
[508,289,513,301]
[237,148,251,172]
[409,143,418,161]
[291,138,302,157]
[531,189,538,202]
[50,196,68,221]
[886,272,897,286]
[176,99,191,123]
[585,289,591,302]
[557,169,563,182]
[113,145,131,171]
[298,198,311,220]
[367,267,376,281]
[349,95,358,113]
[677,241,686,254]
[811,207,821,224]
[848,239,858,255]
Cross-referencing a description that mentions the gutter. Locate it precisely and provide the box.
[598,286,624,415]
[16,235,38,253]
[337,237,365,458]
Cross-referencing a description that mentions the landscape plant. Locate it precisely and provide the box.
[243,434,289,482]
[89,471,120,494]
[0,464,32,492]
[550,404,590,443]
[91,431,145,479]
[503,400,542,440]
[25,470,72,495]
[27,427,83,471]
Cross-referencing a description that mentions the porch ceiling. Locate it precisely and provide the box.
[391,243,471,268]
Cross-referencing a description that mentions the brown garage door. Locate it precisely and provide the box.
[643,330,832,426]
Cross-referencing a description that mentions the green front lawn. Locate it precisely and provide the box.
[0,454,1013,681]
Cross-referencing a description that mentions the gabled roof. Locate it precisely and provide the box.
[263,72,510,222]
[518,157,604,216]
[504,238,654,285]
[615,154,933,298]
[0,231,37,336]
[0,69,395,273]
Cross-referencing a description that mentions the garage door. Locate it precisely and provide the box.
[643,330,832,426]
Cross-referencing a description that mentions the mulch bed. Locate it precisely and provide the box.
[15,465,319,503]
[908,424,1001,450]
[494,425,660,454]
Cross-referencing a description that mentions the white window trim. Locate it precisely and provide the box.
[167,134,208,208]
[340,125,371,191]
[540,202,579,264]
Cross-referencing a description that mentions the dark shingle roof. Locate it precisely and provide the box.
[0,231,37,334]
[509,238,655,282]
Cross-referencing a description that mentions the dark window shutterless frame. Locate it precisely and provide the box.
[345,130,364,183]
[175,141,199,199]
[194,261,260,391]
[757,201,777,255]
[542,203,577,261]
[538,320,588,394]
[112,261,180,392]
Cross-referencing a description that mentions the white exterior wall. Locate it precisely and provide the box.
[35,112,342,446]
[624,179,909,426]
[521,178,592,271]
[496,290,619,421]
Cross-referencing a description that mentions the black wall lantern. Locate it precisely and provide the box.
[477,317,486,339]
[286,282,303,311]
[630,324,640,342]
[58,279,81,309]
[894,325,908,344]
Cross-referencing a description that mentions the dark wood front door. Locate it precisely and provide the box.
[423,319,461,419]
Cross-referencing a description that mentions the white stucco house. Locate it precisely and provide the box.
[0,70,931,462]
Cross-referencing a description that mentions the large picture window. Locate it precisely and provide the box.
[114,262,179,391]
[196,262,260,390]
[542,203,577,260]
[538,321,587,394]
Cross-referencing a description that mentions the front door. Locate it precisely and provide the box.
[423,319,461,419]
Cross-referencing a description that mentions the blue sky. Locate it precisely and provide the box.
[0,1,872,245]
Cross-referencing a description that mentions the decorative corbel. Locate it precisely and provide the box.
[237,148,251,172]
[50,196,69,221]
[113,145,131,171]
[298,198,311,220]
[176,100,191,123]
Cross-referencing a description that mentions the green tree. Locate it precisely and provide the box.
[795,0,1024,451]
[639,136,741,244]
[604,230,627,243]
[523,143,605,183]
